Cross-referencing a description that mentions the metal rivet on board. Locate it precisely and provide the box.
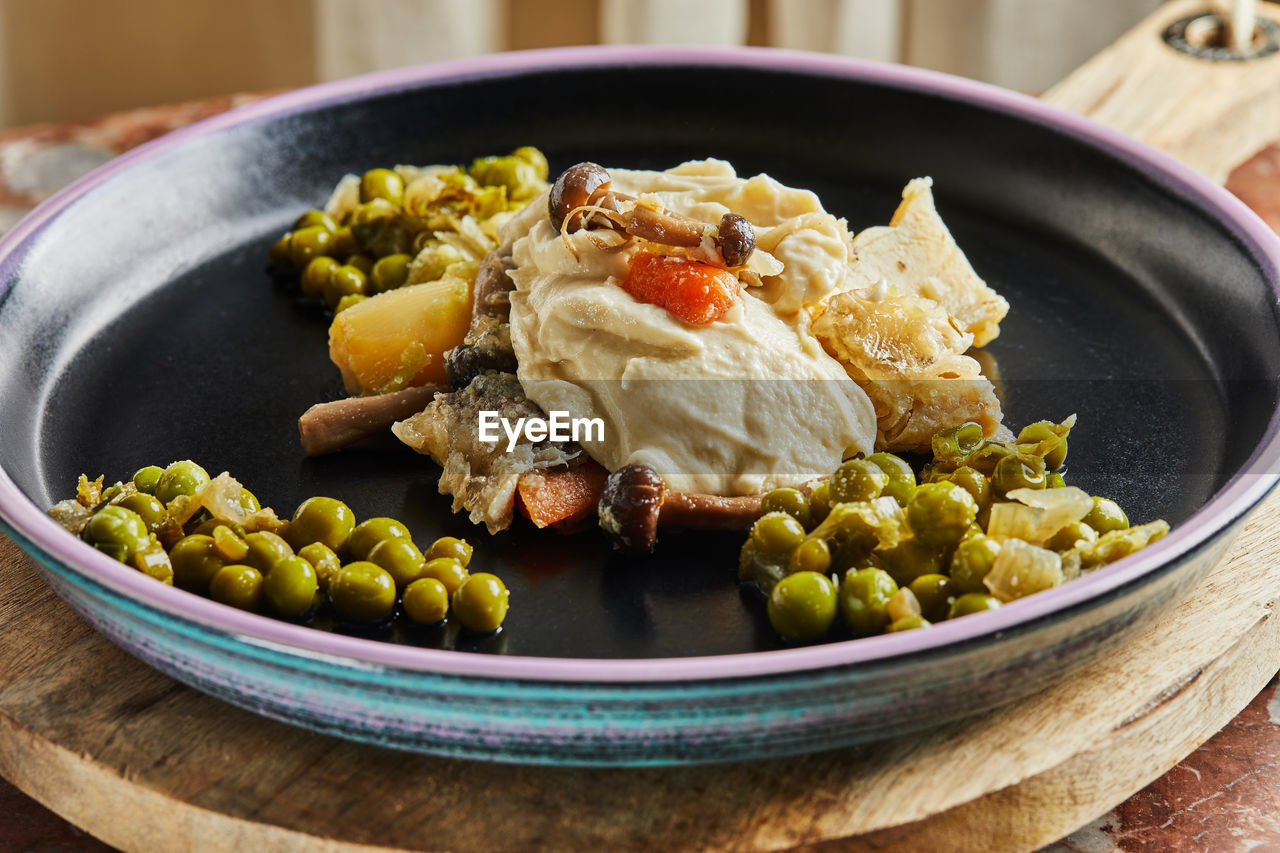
[1162,13,1280,61]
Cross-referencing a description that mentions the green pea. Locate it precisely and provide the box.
[881,480,916,507]
[186,513,224,537]
[418,557,468,595]
[243,530,294,573]
[169,534,225,592]
[132,542,174,584]
[298,541,342,591]
[944,466,991,513]
[294,209,336,231]
[950,534,1001,594]
[879,536,947,587]
[761,487,811,529]
[347,517,412,561]
[301,255,339,297]
[1017,421,1069,471]
[909,574,957,623]
[99,483,125,506]
[906,482,977,548]
[948,593,1003,619]
[867,452,915,486]
[1083,497,1129,534]
[962,440,1016,476]
[402,577,450,624]
[335,294,367,314]
[323,264,368,310]
[453,572,510,633]
[838,567,898,636]
[360,168,405,206]
[808,482,832,525]
[469,155,542,200]
[888,615,931,632]
[329,226,357,257]
[131,465,165,495]
[750,512,807,555]
[264,556,319,617]
[740,540,787,591]
[1047,520,1098,552]
[830,458,888,505]
[154,460,210,504]
[211,524,249,563]
[285,496,355,552]
[345,253,375,274]
[788,537,832,574]
[424,536,473,568]
[932,422,985,461]
[767,571,836,642]
[368,537,426,589]
[350,198,397,226]
[269,233,293,267]
[83,505,150,563]
[370,253,412,293]
[210,564,264,611]
[992,454,1047,496]
[288,225,334,267]
[239,488,261,513]
[116,493,168,533]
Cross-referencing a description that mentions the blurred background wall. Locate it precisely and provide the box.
[0,0,1162,128]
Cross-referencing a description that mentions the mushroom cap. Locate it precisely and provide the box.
[715,213,756,267]
[597,463,666,553]
[548,162,612,231]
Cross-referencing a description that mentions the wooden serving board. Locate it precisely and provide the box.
[1,493,1278,853]
[6,2,1280,850]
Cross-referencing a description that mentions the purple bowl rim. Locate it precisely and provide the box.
[1,45,1278,684]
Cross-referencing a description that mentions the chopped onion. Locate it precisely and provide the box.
[984,539,1064,602]
[1072,520,1171,569]
[168,472,282,532]
[988,486,1094,546]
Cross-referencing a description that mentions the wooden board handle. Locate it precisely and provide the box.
[1044,0,1280,183]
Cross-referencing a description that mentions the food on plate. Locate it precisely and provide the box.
[47,460,508,636]
[268,148,551,395]
[40,146,1172,654]
[316,156,1011,543]
[738,417,1168,642]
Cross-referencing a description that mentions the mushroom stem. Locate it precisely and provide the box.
[627,204,712,248]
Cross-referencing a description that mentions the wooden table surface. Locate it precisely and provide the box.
[2,96,1280,852]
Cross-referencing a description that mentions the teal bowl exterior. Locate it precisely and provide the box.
[3,514,1240,765]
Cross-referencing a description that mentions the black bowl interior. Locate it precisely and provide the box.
[2,60,1277,658]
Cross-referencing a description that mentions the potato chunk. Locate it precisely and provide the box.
[329,276,473,395]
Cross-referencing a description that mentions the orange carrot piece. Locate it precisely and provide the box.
[621,251,739,325]
[516,462,609,529]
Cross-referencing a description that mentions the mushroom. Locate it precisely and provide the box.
[714,213,756,267]
[548,162,613,231]
[548,163,756,267]
[597,462,771,552]
[597,463,666,553]
[297,383,443,456]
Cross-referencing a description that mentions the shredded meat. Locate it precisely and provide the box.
[391,372,580,533]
